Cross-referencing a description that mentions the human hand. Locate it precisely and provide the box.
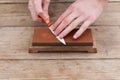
[53,0,108,39]
[28,0,51,23]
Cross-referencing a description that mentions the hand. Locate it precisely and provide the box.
[28,0,51,23]
[53,0,108,39]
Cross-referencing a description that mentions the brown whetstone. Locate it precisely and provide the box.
[32,27,93,46]
[29,27,97,53]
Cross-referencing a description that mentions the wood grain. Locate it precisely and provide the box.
[0,0,120,79]
[0,60,119,79]
[0,26,119,59]
[0,3,120,27]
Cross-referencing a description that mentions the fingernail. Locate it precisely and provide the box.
[46,20,49,23]
[45,18,50,23]
[73,36,77,39]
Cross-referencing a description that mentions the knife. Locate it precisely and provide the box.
[39,17,66,45]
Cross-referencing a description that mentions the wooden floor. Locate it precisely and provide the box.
[0,0,120,79]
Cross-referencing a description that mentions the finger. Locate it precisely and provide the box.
[73,20,91,39]
[28,0,39,21]
[34,0,43,16]
[28,0,33,7]
[34,0,50,23]
[43,0,50,12]
[38,15,49,23]
[59,16,86,38]
[43,0,50,23]
[52,6,72,30]
[54,12,78,36]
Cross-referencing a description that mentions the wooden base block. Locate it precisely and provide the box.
[29,27,97,53]
[29,46,97,53]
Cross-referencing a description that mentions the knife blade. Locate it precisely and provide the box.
[39,17,66,45]
[49,25,66,45]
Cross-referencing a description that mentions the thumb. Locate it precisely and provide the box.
[43,0,51,12]
[43,0,51,23]
[34,0,43,16]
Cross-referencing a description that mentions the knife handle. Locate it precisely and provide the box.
[38,16,52,27]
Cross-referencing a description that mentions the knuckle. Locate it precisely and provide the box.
[70,4,73,8]
[63,18,70,24]
[69,25,73,29]
[69,25,75,30]
[82,12,88,17]
[37,10,43,15]
[69,4,74,10]
[81,24,88,30]
[90,16,95,21]
[59,16,63,21]
[80,11,87,17]
[74,5,81,12]
[84,25,88,29]
[28,2,34,10]
[89,15,96,22]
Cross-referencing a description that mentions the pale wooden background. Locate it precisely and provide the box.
[0,0,120,79]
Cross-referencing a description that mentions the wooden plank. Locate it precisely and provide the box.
[0,0,119,3]
[0,60,119,79]
[0,3,120,27]
[0,26,120,59]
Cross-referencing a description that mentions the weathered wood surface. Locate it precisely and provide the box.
[0,60,119,79]
[0,2,120,27]
[0,26,120,59]
[0,0,120,79]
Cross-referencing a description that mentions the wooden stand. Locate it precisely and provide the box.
[29,27,97,53]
